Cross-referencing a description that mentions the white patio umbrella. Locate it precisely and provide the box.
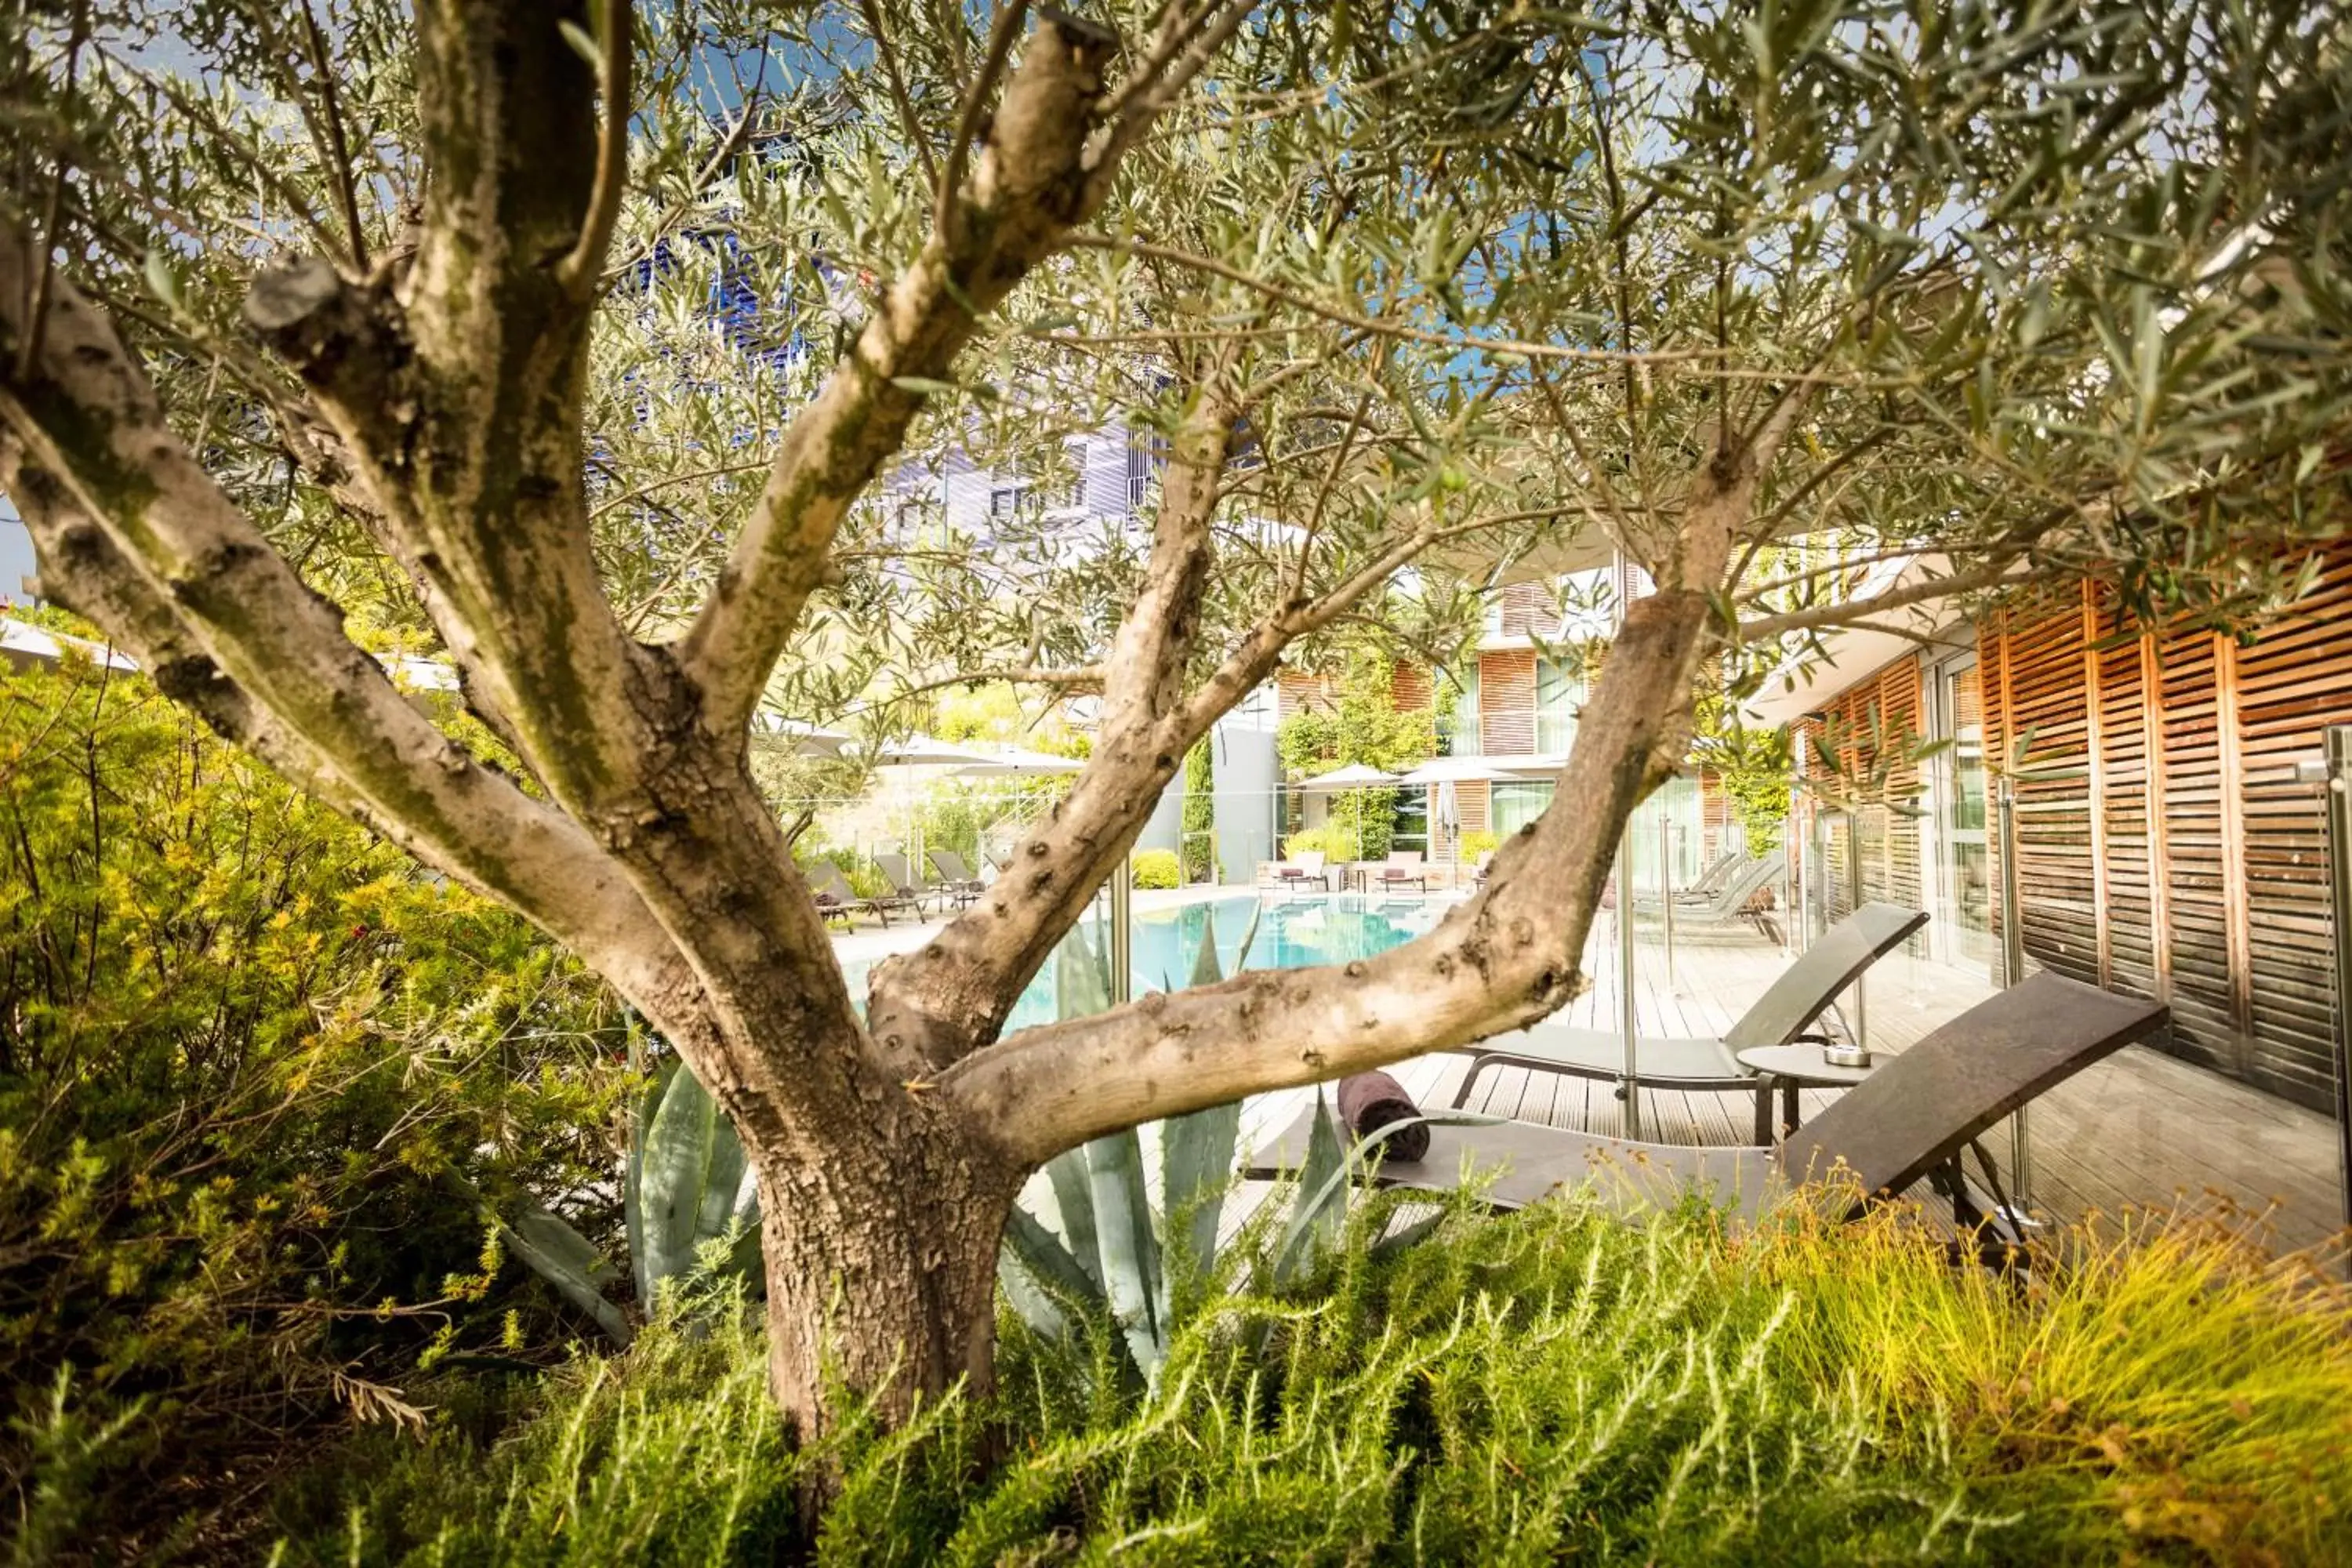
[1295,763,1403,862]
[855,734,1000,768]
[750,711,851,759]
[1295,762,1400,789]
[2,616,139,674]
[1391,756,1540,785]
[950,746,1085,777]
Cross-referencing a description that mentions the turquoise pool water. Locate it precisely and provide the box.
[845,892,1442,1032]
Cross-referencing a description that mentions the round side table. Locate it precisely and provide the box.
[1734,1044,1875,1144]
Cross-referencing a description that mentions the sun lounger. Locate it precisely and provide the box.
[873,853,938,918]
[807,862,902,928]
[1258,850,1330,892]
[928,848,984,908]
[1372,850,1427,893]
[1452,902,1929,1104]
[1249,971,2169,1243]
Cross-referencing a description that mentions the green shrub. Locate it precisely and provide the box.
[1180,741,1214,884]
[0,659,628,1557]
[1455,828,1501,861]
[1130,848,1180,888]
[1283,825,1342,859]
[269,1193,2352,1565]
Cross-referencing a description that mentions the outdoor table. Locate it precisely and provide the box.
[1733,1044,1875,1144]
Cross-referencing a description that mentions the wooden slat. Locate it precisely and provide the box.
[1971,544,2352,1112]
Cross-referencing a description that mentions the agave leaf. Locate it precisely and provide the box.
[1086,1128,1165,1377]
[637,1058,720,1300]
[1057,924,1112,1019]
[1187,905,1225,990]
[512,1202,619,1287]
[623,1060,675,1309]
[692,1101,750,1248]
[1040,1149,1100,1289]
[1161,1099,1240,1288]
[1275,1090,1348,1285]
[1230,898,1264,971]
[1002,1205,1108,1331]
[499,1209,634,1348]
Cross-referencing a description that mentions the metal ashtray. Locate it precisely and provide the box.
[1821,1042,1873,1070]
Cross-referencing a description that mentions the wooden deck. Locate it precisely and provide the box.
[1230,906,2348,1256]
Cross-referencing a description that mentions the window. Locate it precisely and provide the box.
[1492,780,1555,835]
[987,482,1026,518]
[1534,656,1583,755]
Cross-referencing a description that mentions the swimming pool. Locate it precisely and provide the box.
[844,892,1443,1032]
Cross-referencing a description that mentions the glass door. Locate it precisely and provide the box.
[1933,656,1997,971]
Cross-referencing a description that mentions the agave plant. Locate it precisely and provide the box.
[503,1047,761,1345]
[509,897,1367,1357]
[1000,901,1363,1383]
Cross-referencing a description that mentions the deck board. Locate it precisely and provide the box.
[1226,905,2345,1254]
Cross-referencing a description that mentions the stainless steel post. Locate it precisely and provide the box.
[1846,811,1868,1049]
[1997,774,2033,1210]
[1618,826,1641,1140]
[1660,810,1676,989]
[1613,546,1642,1138]
[1109,856,1134,1007]
[2321,728,2352,1235]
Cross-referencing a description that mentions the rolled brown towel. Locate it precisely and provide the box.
[1337,1070,1430,1163]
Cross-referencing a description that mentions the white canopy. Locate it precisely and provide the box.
[2,617,138,673]
[750,711,851,759]
[1296,762,1400,789]
[1393,756,1541,786]
[952,746,1085,777]
[855,734,1000,768]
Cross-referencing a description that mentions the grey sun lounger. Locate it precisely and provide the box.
[873,853,938,918]
[1248,972,2169,1240]
[928,849,984,907]
[1629,849,1745,912]
[807,862,900,927]
[1453,901,1928,1104]
[1632,851,1787,927]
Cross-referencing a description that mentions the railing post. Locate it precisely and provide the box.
[1659,810,1676,989]
[1109,855,1134,1007]
[2319,728,2352,1236]
[1846,811,1868,1050]
[1997,773,2034,1214]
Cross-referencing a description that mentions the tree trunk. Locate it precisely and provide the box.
[751,1103,1021,1442]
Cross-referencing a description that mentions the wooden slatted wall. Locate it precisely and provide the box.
[1978,546,2352,1111]
[1479,648,1537,754]
[1804,657,1926,925]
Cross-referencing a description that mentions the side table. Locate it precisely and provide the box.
[1733,1044,1875,1144]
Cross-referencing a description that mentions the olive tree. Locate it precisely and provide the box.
[2,0,2345,1440]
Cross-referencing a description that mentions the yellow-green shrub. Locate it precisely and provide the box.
[0,658,629,1557]
[1130,848,1180,888]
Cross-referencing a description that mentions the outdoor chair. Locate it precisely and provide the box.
[1249,971,2169,1249]
[1452,902,1928,1105]
[1373,850,1427,893]
[1630,850,1746,912]
[1471,851,1495,889]
[873,853,938,919]
[928,849,984,908]
[807,862,900,928]
[1269,850,1330,892]
[1629,851,1787,942]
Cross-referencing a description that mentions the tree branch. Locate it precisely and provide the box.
[677,10,1127,736]
[1737,561,2034,641]
[941,568,1733,1166]
[556,0,633,296]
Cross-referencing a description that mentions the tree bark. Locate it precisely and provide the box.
[747,1088,1021,1438]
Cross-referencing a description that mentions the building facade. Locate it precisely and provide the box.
[1773,543,2352,1113]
